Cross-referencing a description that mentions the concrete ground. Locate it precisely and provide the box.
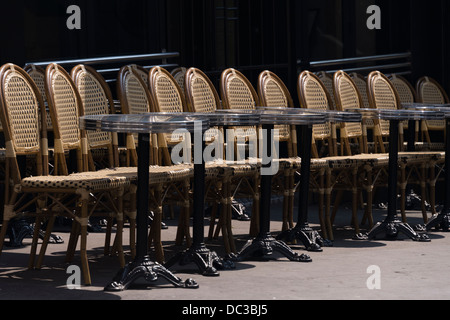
[1,197,450,301]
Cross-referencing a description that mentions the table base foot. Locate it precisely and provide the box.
[104,256,199,291]
[164,245,235,277]
[276,225,328,252]
[368,218,430,242]
[426,210,450,232]
[236,233,312,262]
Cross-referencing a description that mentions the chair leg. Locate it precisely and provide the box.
[249,174,260,237]
[207,202,218,240]
[104,216,113,256]
[420,164,429,224]
[35,216,56,270]
[325,169,334,242]
[399,164,407,223]
[28,216,44,269]
[351,170,361,235]
[79,201,91,286]
[318,171,327,240]
[65,219,80,263]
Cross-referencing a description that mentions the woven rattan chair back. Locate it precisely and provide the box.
[116,65,154,165]
[367,70,401,134]
[220,68,259,156]
[171,67,187,100]
[185,67,220,113]
[316,71,336,110]
[258,70,295,156]
[350,73,374,131]
[148,66,187,113]
[417,76,449,133]
[333,70,366,154]
[389,74,419,139]
[297,71,333,146]
[220,68,259,110]
[45,63,87,174]
[148,66,189,164]
[71,64,119,168]
[389,75,417,104]
[24,64,53,132]
[0,64,47,176]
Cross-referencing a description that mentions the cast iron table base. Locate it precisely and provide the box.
[237,232,312,262]
[165,244,235,277]
[104,255,198,291]
[367,119,430,242]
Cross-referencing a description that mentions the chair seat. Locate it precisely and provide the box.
[22,169,130,191]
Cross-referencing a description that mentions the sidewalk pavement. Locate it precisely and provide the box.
[1,199,450,301]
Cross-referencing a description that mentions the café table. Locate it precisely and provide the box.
[80,113,209,291]
[225,107,328,262]
[402,103,450,231]
[348,108,444,241]
[164,110,261,275]
[276,109,363,249]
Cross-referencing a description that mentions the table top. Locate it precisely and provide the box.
[80,113,211,133]
[348,108,445,121]
[402,103,450,117]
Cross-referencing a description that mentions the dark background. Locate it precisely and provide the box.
[1,0,448,101]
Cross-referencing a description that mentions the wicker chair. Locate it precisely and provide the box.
[116,65,194,260]
[367,71,442,224]
[71,64,137,259]
[0,63,132,286]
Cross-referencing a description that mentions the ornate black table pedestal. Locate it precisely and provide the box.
[403,104,450,232]
[164,146,234,276]
[355,108,443,242]
[277,110,362,250]
[81,114,204,291]
[234,109,328,262]
[276,124,324,252]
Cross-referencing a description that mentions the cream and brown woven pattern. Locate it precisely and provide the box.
[221,69,257,139]
[390,76,415,104]
[371,74,397,136]
[172,67,186,97]
[350,73,374,128]
[190,72,217,113]
[418,77,446,130]
[187,70,221,142]
[317,72,336,110]
[4,71,41,153]
[259,73,291,141]
[124,70,151,114]
[22,170,130,191]
[26,65,53,131]
[51,69,81,148]
[75,68,112,149]
[335,75,363,138]
[151,67,185,143]
[154,69,184,113]
[302,75,332,140]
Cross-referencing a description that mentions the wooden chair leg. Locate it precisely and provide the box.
[35,216,56,270]
[28,216,44,269]
[325,169,334,241]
